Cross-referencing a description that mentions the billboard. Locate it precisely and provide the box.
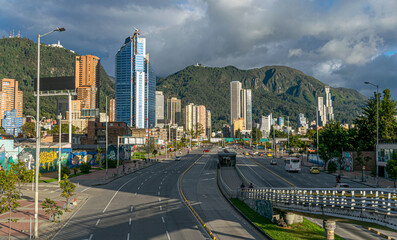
[34,76,75,91]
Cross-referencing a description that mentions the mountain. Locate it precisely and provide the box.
[157,65,367,130]
[0,37,115,119]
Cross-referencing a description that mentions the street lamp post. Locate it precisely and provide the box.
[58,113,62,183]
[364,81,379,186]
[105,96,108,179]
[35,27,65,239]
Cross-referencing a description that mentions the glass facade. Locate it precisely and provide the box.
[1,109,23,136]
[115,31,156,128]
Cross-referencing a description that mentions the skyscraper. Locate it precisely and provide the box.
[196,105,207,138]
[75,55,100,109]
[155,91,164,127]
[0,78,23,121]
[182,103,196,131]
[241,89,252,130]
[115,29,156,128]
[206,110,212,139]
[230,81,242,124]
[324,86,334,122]
[167,97,181,126]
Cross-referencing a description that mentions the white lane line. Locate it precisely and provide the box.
[81,187,92,193]
[160,206,162,211]
[127,233,130,240]
[130,206,134,212]
[138,186,140,190]
[103,176,138,213]
[51,197,89,240]
[158,191,160,195]
[95,219,100,226]
[88,234,93,240]
[135,192,137,195]
[159,186,161,189]
[159,198,161,202]
[162,217,165,223]
[166,230,171,240]
[129,218,131,225]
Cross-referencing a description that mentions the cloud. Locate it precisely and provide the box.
[0,0,397,99]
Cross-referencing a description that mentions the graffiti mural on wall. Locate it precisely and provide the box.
[255,200,273,220]
[343,152,354,172]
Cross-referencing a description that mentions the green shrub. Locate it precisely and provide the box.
[61,166,70,177]
[328,161,337,173]
[108,160,117,168]
[79,162,91,174]
[72,167,78,176]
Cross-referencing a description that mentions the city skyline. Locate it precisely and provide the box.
[1,1,397,99]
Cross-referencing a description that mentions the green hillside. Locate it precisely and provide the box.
[157,65,367,130]
[0,37,115,119]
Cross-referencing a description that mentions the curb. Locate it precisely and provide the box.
[367,227,395,240]
[216,167,273,240]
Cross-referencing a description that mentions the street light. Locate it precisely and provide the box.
[364,81,379,186]
[35,27,65,239]
[57,114,62,183]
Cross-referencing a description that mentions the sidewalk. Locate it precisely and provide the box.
[0,159,158,239]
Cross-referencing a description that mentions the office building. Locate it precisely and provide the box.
[155,91,164,127]
[278,117,284,127]
[259,114,273,137]
[109,99,115,122]
[241,89,252,130]
[325,86,334,122]
[296,113,307,128]
[206,110,212,139]
[115,29,156,128]
[75,55,100,109]
[167,97,181,126]
[0,78,23,121]
[1,109,23,136]
[196,105,207,139]
[182,103,196,132]
[230,81,242,124]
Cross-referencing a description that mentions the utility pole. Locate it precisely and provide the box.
[316,100,320,167]
[57,113,62,183]
[105,96,108,179]
[287,116,290,153]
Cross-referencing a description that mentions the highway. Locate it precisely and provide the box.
[53,153,207,240]
[237,155,371,188]
[53,150,265,240]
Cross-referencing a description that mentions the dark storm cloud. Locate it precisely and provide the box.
[1,0,397,98]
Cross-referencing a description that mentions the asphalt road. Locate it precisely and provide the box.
[237,155,371,188]
[52,153,207,240]
[181,152,267,240]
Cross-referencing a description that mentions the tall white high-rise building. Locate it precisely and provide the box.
[259,114,273,137]
[317,86,334,127]
[155,91,164,127]
[241,89,252,130]
[325,86,334,122]
[230,81,242,125]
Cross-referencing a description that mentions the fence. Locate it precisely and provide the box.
[239,187,397,230]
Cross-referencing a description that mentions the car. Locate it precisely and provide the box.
[245,152,250,156]
[310,167,320,174]
[175,156,181,161]
[334,183,350,189]
[270,159,277,165]
[203,149,210,152]
[267,153,272,157]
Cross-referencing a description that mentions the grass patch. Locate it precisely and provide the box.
[230,198,344,240]
[39,178,58,183]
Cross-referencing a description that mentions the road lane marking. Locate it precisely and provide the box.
[127,233,130,240]
[135,192,137,195]
[95,219,100,226]
[138,186,140,190]
[81,187,92,193]
[166,230,171,240]
[158,191,160,195]
[89,234,93,240]
[130,206,134,212]
[160,206,162,211]
[159,186,161,189]
[129,218,131,225]
[102,176,138,213]
[159,198,161,202]
[162,216,165,223]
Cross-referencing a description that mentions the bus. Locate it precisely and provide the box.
[284,157,301,172]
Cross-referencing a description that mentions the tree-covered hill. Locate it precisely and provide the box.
[157,65,367,130]
[0,37,115,119]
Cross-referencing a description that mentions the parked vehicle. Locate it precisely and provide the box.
[270,159,277,165]
[310,167,320,174]
[175,156,181,161]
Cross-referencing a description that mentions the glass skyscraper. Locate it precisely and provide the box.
[115,30,155,128]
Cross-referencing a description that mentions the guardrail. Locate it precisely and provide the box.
[240,187,397,230]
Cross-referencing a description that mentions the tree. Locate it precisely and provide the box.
[0,169,20,239]
[316,121,350,170]
[59,174,76,211]
[21,122,36,138]
[41,198,63,222]
[0,127,6,135]
[354,89,397,151]
[9,162,34,197]
[385,152,397,188]
[251,127,262,144]
[50,124,78,135]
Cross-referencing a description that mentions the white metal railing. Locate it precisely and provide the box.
[240,188,397,215]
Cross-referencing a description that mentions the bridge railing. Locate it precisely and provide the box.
[240,188,397,216]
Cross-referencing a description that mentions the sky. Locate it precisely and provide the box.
[0,0,396,99]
